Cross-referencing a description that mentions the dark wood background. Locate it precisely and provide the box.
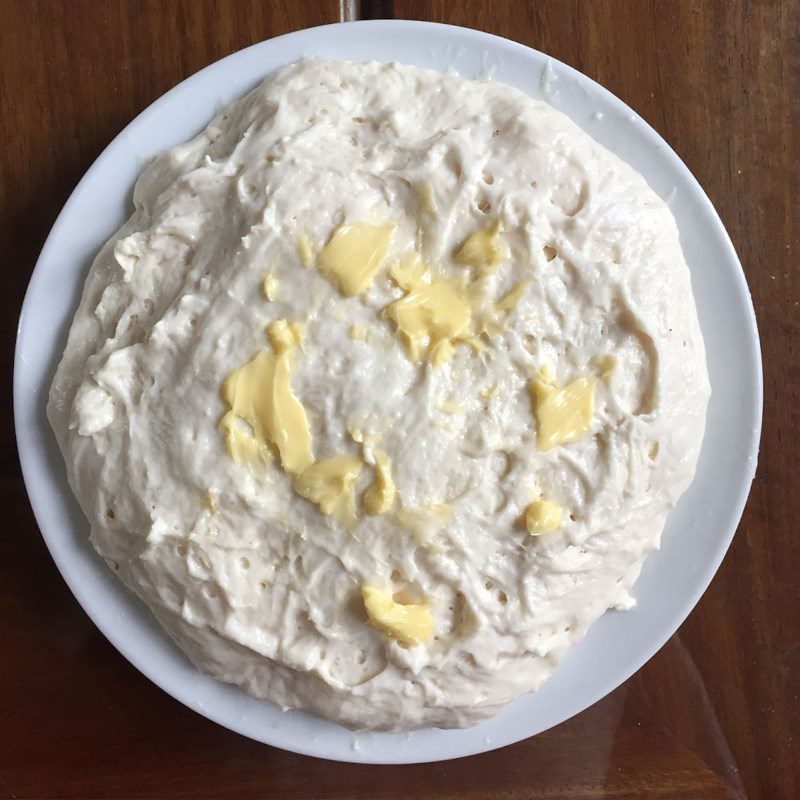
[1,2,797,798]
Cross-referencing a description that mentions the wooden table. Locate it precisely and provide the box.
[1,2,797,798]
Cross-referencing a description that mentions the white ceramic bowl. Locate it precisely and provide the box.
[14,20,761,764]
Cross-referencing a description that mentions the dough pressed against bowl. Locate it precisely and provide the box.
[47,59,709,731]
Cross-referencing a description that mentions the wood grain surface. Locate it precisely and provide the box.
[1,2,797,798]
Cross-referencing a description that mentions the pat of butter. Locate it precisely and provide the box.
[349,427,365,443]
[363,450,396,515]
[530,373,596,451]
[294,456,362,523]
[362,585,433,647]
[296,234,315,268]
[262,272,280,301]
[385,255,472,367]
[525,499,563,535]
[221,319,313,475]
[455,221,508,269]
[318,223,394,296]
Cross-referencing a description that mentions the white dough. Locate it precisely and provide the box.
[48,59,709,730]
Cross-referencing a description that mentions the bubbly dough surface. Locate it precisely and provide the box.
[48,59,709,730]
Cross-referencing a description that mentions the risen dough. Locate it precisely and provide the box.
[48,59,709,730]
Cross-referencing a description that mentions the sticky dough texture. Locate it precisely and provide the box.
[48,59,709,730]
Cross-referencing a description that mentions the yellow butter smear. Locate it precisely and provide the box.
[318,222,394,297]
[262,272,280,301]
[362,585,433,647]
[363,450,396,515]
[437,400,463,414]
[530,370,596,451]
[525,499,563,535]
[296,234,315,268]
[455,221,508,271]
[221,319,377,525]
[294,456,362,524]
[496,281,527,314]
[385,255,473,367]
[349,325,368,341]
[220,320,313,474]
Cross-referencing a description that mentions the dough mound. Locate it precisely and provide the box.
[48,59,709,731]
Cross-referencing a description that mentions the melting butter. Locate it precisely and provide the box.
[480,280,528,339]
[349,325,368,341]
[262,272,280,301]
[530,371,596,451]
[385,255,472,367]
[280,320,305,350]
[203,490,218,515]
[294,456,362,523]
[296,234,315,268]
[362,585,433,647]
[268,319,305,350]
[318,222,394,297]
[525,499,563,535]
[496,281,528,314]
[462,335,489,353]
[221,320,313,475]
[455,221,508,270]
[363,450,396,515]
